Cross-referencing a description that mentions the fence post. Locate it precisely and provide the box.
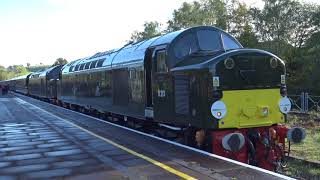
[305,93,309,113]
[301,92,305,113]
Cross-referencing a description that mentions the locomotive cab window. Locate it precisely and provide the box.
[222,34,241,50]
[197,30,221,51]
[156,50,168,73]
[174,33,198,59]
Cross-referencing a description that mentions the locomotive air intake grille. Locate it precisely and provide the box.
[174,74,189,115]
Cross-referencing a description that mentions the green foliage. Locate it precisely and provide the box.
[167,0,227,31]
[0,65,30,81]
[130,21,162,42]
[26,65,50,73]
[52,58,68,66]
[237,24,258,48]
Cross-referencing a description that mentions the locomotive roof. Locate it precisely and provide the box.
[61,26,242,74]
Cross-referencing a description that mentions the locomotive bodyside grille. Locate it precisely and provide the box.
[174,74,189,115]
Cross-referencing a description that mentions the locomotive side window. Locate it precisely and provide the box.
[197,30,221,51]
[156,50,168,73]
[222,34,241,50]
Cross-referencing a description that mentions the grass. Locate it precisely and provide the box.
[290,128,320,161]
[287,112,320,161]
[283,112,320,179]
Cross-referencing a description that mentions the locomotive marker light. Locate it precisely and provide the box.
[281,75,286,84]
[270,57,278,69]
[211,101,227,119]
[224,58,235,70]
[279,97,291,114]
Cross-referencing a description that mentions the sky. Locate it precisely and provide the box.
[0,0,318,67]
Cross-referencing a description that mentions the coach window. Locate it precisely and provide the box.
[75,64,80,71]
[90,60,98,69]
[85,62,90,69]
[80,64,85,70]
[156,50,168,73]
[96,59,104,67]
[69,66,74,72]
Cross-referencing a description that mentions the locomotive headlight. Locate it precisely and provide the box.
[279,97,291,114]
[211,101,227,119]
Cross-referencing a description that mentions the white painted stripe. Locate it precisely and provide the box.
[14,93,294,180]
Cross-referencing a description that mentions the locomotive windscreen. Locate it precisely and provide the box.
[216,53,285,90]
[172,29,241,67]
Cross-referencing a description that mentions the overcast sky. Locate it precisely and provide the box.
[0,0,318,67]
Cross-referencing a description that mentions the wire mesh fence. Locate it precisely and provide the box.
[288,93,320,113]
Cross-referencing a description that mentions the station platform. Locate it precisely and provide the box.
[0,93,292,180]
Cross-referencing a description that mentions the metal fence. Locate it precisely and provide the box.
[288,93,320,113]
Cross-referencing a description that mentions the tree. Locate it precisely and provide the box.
[167,0,227,32]
[7,65,28,75]
[251,0,299,56]
[237,23,258,48]
[0,65,30,80]
[130,21,162,42]
[0,66,7,81]
[288,3,319,49]
[52,58,68,66]
[226,1,251,36]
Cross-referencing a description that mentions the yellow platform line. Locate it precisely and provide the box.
[60,117,197,180]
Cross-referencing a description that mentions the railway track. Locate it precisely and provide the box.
[283,156,320,179]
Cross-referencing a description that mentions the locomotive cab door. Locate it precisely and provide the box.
[151,46,174,123]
